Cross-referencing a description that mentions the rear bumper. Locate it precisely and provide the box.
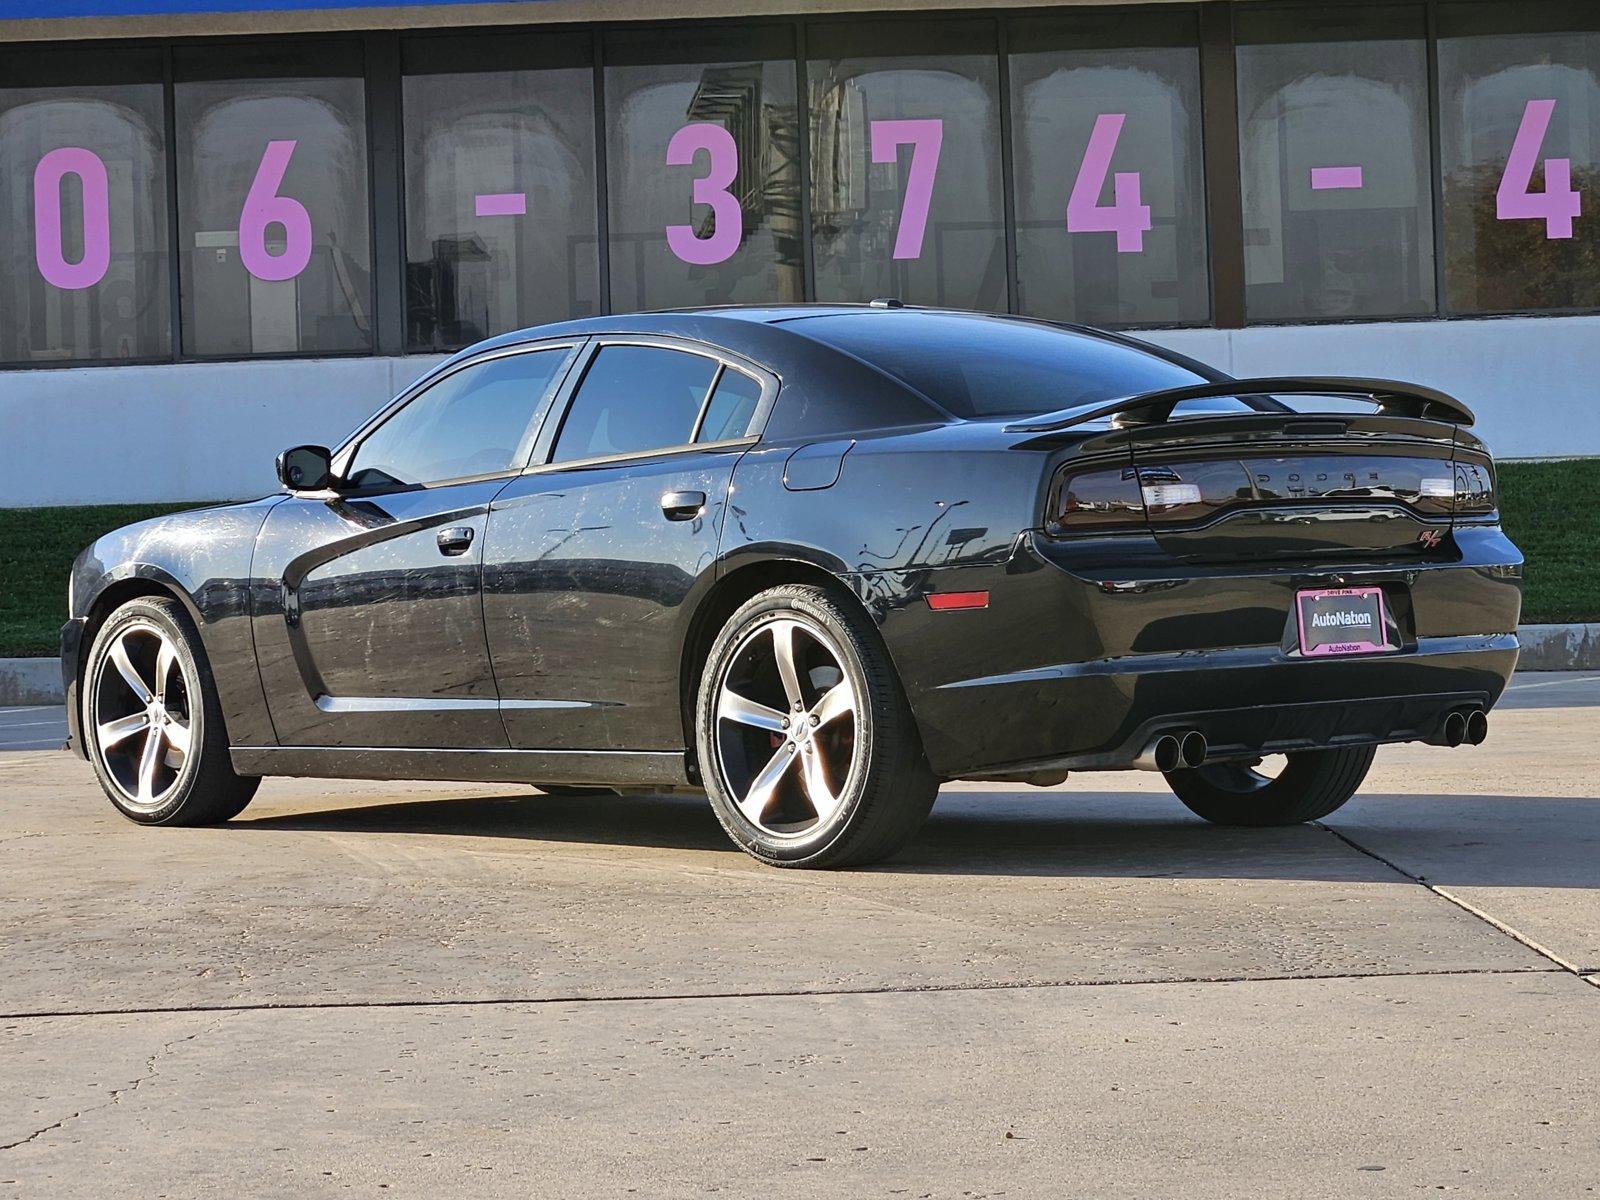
[870,525,1522,778]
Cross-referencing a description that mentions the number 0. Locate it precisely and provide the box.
[35,147,112,291]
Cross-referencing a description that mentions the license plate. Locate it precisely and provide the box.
[1295,586,1396,657]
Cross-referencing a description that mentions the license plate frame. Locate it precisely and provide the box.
[1294,586,1397,658]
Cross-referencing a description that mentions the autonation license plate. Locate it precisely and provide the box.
[1295,586,1396,657]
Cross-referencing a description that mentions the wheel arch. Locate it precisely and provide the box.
[677,555,875,779]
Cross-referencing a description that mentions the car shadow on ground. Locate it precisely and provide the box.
[234,787,1600,888]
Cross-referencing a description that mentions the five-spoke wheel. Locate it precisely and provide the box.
[697,584,938,868]
[84,596,259,825]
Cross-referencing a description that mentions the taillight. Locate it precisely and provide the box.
[1050,466,1145,534]
[1453,459,1497,517]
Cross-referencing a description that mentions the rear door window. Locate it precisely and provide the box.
[551,345,719,463]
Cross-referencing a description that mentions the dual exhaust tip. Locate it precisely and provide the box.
[1436,708,1489,748]
[1134,730,1208,773]
[1135,707,1488,770]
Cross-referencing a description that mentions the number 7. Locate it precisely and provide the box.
[870,119,943,260]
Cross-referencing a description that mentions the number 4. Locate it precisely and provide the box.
[1066,113,1151,254]
[1497,98,1581,240]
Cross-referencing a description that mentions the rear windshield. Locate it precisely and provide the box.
[788,312,1208,419]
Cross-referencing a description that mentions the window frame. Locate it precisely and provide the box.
[329,338,585,495]
[529,333,779,472]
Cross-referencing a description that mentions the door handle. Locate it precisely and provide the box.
[660,490,706,521]
[436,526,476,556]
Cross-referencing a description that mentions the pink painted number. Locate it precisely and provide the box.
[870,119,943,260]
[1497,99,1581,240]
[240,140,314,281]
[34,147,112,290]
[1066,113,1151,253]
[666,123,742,266]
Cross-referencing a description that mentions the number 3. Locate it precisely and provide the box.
[666,123,742,266]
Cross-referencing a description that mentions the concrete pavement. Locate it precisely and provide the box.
[2,674,1597,1197]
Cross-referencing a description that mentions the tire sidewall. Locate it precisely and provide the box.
[84,598,209,825]
[697,588,877,865]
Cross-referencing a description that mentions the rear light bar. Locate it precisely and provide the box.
[1050,454,1493,535]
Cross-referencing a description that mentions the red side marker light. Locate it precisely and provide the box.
[925,591,990,611]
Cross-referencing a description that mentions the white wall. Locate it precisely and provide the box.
[1,314,1596,507]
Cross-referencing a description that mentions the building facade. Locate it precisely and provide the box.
[1,0,1596,504]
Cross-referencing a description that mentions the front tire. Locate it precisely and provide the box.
[83,596,259,826]
[1164,744,1377,826]
[696,584,938,868]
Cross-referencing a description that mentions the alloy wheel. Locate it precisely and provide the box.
[712,616,859,838]
[92,621,194,811]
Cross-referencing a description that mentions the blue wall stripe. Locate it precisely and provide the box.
[0,0,557,17]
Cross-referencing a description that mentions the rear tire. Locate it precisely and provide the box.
[1164,744,1376,826]
[84,596,260,826]
[696,584,938,868]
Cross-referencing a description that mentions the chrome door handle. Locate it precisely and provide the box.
[436,526,475,556]
[660,490,706,521]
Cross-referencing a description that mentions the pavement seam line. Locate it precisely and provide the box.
[0,965,1564,1023]
[1316,822,1591,981]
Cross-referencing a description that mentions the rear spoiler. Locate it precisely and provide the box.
[1004,376,1476,434]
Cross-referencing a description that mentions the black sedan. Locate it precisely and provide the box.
[61,305,1523,867]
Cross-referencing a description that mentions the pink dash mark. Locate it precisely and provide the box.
[475,193,527,218]
[1310,165,1364,190]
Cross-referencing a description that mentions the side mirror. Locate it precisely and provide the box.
[276,444,334,492]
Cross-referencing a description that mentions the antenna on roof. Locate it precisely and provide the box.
[868,297,905,309]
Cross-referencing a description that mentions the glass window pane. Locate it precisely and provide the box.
[0,50,169,363]
[1236,8,1435,322]
[808,20,1006,310]
[789,312,1204,418]
[402,33,600,351]
[697,367,762,441]
[552,345,717,461]
[1439,2,1600,313]
[348,349,566,488]
[175,44,372,357]
[1009,13,1209,327]
[605,27,802,311]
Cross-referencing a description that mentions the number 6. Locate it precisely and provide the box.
[240,140,313,282]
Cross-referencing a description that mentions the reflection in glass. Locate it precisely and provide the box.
[1236,9,1435,322]
[1439,5,1600,313]
[1009,14,1208,327]
[176,55,371,357]
[403,35,599,350]
[807,21,1006,310]
[605,27,802,311]
[553,345,718,461]
[0,68,169,362]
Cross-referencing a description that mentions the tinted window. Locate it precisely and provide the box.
[175,44,372,357]
[605,26,802,311]
[1236,8,1435,322]
[1009,12,1209,327]
[402,32,600,351]
[347,349,567,488]
[789,313,1204,418]
[698,368,763,441]
[1438,3,1600,313]
[552,345,718,462]
[0,49,171,364]
[807,20,1006,310]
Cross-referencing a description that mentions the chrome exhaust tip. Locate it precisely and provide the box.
[1134,733,1183,773]
[1179,730,1208,769]
[1464,709,1488,746]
